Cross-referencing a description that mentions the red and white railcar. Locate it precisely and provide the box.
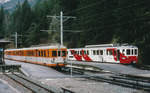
[67,44,138,64]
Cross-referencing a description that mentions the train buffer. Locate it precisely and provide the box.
[0,65,21,73]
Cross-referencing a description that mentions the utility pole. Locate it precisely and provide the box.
[47,11,76,46]
[15,32,17,48]
[60,11,63,46]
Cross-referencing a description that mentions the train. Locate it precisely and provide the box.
[67,44,138,64]
[4,45,67,67]
[4,44,138,66]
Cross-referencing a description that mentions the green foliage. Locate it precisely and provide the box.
[0,6,5,38]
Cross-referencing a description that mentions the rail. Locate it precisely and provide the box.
[61,88,75,93]
[61,66,150,92]
[5,74,62,93]
[86,75,150,92]
[5,73,75,93]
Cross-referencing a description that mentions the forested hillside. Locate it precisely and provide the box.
[0,0,150,64]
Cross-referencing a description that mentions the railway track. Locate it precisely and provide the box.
[61,66,150,92]
[133,64,150,70]
[4,73,74,93]
[86,74,150,92]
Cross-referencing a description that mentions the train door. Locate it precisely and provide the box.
[106,49,114,62]
[116,50,120,61]
[98,50,103,62]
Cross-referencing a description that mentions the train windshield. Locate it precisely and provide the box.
[135,49,138,55]
[126,49,138,56]
[62,51,66,57]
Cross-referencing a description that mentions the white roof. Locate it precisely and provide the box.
[68,44,138,50]
[5,45,66,51]
[85,44,137,48]
[85,44,114,48]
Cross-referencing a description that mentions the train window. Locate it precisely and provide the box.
[75,51,77,54]
[135,49,137,55]
[97,50,99,55]
[71,51,74,55]
[77,51,79,55]
[107,50,113,55]
[106,50,108,55]
[41,51,43,57]
[122,49,125,55]
[93,50,96,55]
[58,51,61,57]
[87,50,89,55]
[80,51,82,55]
[36,50,38,56]
[84,51,86,55]
[52,51,57,57]
[132,49,134,55]
[110,50,113,55]
[47,51,49,57]
[62,51,66,57]
[44,50,46,57]
[38,51,41,56]
[126,49,130,55]
[100,50,103,55]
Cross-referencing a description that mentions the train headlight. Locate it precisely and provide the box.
[133,61,136,64]
[122,57,126,59]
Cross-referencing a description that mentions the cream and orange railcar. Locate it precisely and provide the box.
[5,45,67,67]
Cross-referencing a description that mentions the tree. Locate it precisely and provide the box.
[0,6,5,38]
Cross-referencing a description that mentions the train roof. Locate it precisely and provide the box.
[68,44,138,50]
[5,45,66,51]
[85,44,137,48]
